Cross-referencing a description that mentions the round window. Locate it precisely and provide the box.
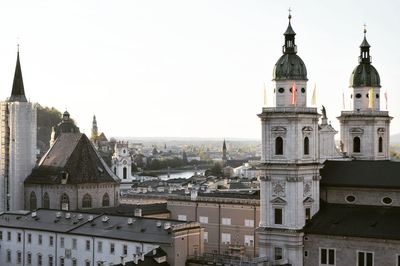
[301,88,305,93]
[382,197,392,205]
[376,94,379,99]
[366,94,369,98]
[355,93,362,98]
[346,195,356,203]
[278,88,285,93]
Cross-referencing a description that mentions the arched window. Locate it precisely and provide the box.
[353,137,361,153]
[113,167,116,174]
[304,137,310,155]
[379,137,383,153]
[123,167,127,179]
[82,194,92,208]
[275,137,283,155]
[102,193,110,207]
[29,191,37,211]
[60,194,69,211]
[43,193,50,209]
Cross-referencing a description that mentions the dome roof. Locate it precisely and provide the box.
[349,63,381,87]
[273,53,308,81]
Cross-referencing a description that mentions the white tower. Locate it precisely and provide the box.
[257,14,321,266]
[0,51,37,211]
[338,28,391,160]
[111,141,134,182]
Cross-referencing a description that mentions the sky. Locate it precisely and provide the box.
[0,0,398,139]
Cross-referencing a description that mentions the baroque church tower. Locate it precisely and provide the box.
[257,14,321,266]
[338,28,391,160]
[0,50,37,211]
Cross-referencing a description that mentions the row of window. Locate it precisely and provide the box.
[5,251,95,266]
[273,207,311,225]
[0,231,139,254]
[346,195,394,205]
[274,136,310,155]
[275,87,306,94]
[351,93,379,99]
[179,215,254,227]
[352,136,383,153]
[214,233,254,246]
[29,192,110,211]
[318,248,375,266]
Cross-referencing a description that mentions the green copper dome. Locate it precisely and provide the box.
[272,14,308,81]
[273,54,308,81]
[349,31,381,87]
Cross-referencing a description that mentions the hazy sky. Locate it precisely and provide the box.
[0,0,398,139]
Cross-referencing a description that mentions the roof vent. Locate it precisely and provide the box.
[31,212,37,218]
[127,218,133,225]
[164,222,171,230]
[88,215,93,221]
[77,214,83,220]
[65,213,71,219]
[156,221,162,227]
[56,212,61,218]
[102,216,110,223]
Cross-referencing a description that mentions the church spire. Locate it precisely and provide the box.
[359,24,371,64]
[222,139,227,161]
[91,115,98,140]
[283,10,297,54]
[9,48,27,102]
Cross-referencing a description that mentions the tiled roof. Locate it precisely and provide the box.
[25,133,119,184]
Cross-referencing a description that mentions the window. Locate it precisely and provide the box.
[278,88,284,93]
[274,247,283,260]
[82,194,92,208]
[72,258,77,266]
[305,208,311,221]
[136,246,141,254]
[123,167,127,179]
[222,218,231,225]
[49,256,54,266]
[86,240,91,251]
[97,241,103,253]
[244,235,254,246]
[346,195,356,203]
[72,238,77,249]
[353,137,361,153]
[49,236,54,246]
[60,237,65,248]
[382,197,392,205]
[60,194,69,211]
[358,251,373,266]
[110,243,115,254]
[304,137,310,155]
[274,208,283,225]
[0,230,2,240]
[7,231,11,241]
[204,231,208,242]
[356,93,362,98]
[6,250,11,262]
[17,232,21,242]
[320,248,335,265]
[43,193,50,209]
[28,233,31,243]
[199,216,208,223]
[177,215,187,221]
[60,257,65,266]
[123,244,128,255]
[17,251,22,264]
[244,219,254,227]
[102,193,110,207]
[38,253,43,266]
[27,253,32,264]
[378,137,383,153]
[221,233,231,244]
[275,137,283,155]
[30,191,37,210]
[86,260,91,266]
[38,234,43,245]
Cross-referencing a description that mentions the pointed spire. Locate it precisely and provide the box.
[282,10,297,54]
[359,24,371,64]
[9,47,27,102]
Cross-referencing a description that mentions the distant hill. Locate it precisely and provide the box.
[391,133,400,144]
[37,105,62,156]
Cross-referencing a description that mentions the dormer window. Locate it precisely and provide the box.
[61,171,69,184]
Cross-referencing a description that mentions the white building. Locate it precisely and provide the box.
[0,209,203,266]
[0,51,37,212]
[112,142,136,184]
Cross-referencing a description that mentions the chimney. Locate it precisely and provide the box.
[140,252,145,261]
[133,254,138,265]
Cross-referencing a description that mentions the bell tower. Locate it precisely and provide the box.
[338,27,391,160]
[257,13,321,266]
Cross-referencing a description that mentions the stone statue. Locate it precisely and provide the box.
[321,105,327,119]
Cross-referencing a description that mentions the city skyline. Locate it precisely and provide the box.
[0,0,398,139]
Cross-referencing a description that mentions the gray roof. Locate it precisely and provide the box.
[321,160,400,189]
[25,133,119,185]
[305,203,400,240]
[84,203,169,216]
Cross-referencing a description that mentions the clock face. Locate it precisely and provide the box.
[123,160,127,165]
